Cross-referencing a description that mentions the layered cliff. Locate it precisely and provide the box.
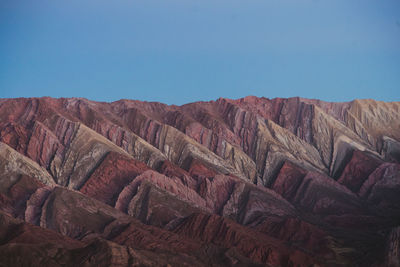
[0,96,399,266]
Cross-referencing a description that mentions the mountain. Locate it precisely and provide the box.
[0,96,399,267]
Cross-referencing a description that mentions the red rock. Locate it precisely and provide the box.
[255,216,334,258]
[338,150,382,192]
[272,161,307,201]
[173,212,318,266]
[80,151,149,206]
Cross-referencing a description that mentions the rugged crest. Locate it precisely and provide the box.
[0,96,399,266]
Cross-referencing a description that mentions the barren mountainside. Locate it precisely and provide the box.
[0,96,400,266]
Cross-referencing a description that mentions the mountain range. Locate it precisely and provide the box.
[0,96,399,266]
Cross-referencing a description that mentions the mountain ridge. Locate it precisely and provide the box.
[0,96,399,266]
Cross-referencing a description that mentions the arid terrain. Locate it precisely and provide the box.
[0,96,399,266]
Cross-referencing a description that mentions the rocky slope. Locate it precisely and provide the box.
[0,96,399,266]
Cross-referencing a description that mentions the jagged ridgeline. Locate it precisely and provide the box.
[0,96,400,267]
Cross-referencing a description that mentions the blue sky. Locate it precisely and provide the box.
[1,0,399,104]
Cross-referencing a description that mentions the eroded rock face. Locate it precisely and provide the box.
[0,96,400,266]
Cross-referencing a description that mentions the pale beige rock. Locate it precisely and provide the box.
[0,142,54,187]
[53,123,136,189]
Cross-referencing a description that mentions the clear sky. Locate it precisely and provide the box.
[1,0,399,105]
